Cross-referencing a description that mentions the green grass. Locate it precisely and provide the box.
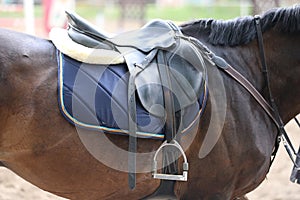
[146,5,250,21]
[75,4,104,20]
[100,4,251,22]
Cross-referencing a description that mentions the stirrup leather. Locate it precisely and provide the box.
[152,140,188,181]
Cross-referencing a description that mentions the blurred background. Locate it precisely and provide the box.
[0,0,299,38]
[0,0,300,199]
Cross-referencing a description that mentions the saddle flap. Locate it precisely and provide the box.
[135,39,206,117]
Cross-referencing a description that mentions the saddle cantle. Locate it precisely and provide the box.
[51,11,209,191]
[49,27,124,65]
[65,10,114,50]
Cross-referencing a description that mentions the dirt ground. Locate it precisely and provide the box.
[0,120,300,200]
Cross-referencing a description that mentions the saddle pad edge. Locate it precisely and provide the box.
[57,51,166,140]
[56,51,208,140]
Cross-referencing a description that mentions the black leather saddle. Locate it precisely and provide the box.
[65,10,207,192]
[66,10,205,117]
[66,10,180,52]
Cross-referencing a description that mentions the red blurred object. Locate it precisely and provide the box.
[43,0,53,33]
[43,0,74,34]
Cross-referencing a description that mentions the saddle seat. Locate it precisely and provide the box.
[66,10,179,53]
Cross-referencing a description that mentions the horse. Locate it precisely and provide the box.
[0,5,299,200]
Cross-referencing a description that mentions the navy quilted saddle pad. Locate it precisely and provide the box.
[57,51,207,139]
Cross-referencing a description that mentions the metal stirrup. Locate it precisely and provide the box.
[152,140,188,181]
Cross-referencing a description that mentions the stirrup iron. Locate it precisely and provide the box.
[152,140,188,181]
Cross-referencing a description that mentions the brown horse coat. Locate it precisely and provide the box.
[0,5,300,200]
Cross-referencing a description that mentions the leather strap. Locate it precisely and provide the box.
[157,51,178,173]
[124,49,150,190]
[225,65,278,125]
[188,35,280,127]
[210,55,279,127]
[254,16,283,128]
[188,32,299,168]
[155,50,178,198]
[126,49,162,190]
[157,51,176,142]
[128,68,138,190]
[254,15,299,167]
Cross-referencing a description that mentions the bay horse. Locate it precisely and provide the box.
[0,5,299,200]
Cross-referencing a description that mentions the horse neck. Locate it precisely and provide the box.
[205,31,300,123]
[262,29,300,123]
[184,27,300,124]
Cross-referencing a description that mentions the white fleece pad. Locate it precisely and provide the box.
[49,28,125,65]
